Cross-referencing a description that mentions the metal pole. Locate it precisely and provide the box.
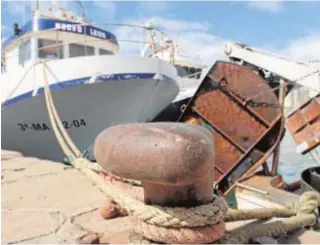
[235,182,269,195]
[271,78,287,175]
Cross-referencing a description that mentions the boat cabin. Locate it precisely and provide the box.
[1,9,119,73]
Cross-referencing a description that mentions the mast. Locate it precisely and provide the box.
[77,1,85,19]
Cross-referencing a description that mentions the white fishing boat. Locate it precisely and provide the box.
[1,4,179,161]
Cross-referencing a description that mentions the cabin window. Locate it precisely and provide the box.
[19,39,31,65]
[69,43,94,57]
[175,65,188,77]
[38,39,63,59]
[175,65,202,79]
[195,68,202,79]
[99,49,113,55]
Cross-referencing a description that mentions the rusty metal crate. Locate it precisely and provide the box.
[177,61,283,194]
[286,94,320,154]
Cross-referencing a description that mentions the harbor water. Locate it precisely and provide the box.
[277,130,319,183]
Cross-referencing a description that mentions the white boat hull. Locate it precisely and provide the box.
[2,76,178,161]
[2,56,179,161]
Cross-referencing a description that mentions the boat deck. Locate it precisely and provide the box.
[238,174,300,206]
[2,150,319,244]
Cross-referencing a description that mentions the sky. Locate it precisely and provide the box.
[1,0,320,65]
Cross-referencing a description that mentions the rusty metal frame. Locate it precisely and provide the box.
[286,93,320,154]
[214,79,272,128]
[220,115,282,190]
[192,107,246,153]
[177,61,283,195]
[223,115,285,196]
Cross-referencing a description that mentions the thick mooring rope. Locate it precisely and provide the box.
[128,191,320,244]
[136,195,228,228]
[220,214,318,244]
[42,62,75,159]
[71,163,320,244]
[224,207,295,222]
[42,62,103,172]
[43,62,82,159]
[134,219,226,244]
[219,191,320,244]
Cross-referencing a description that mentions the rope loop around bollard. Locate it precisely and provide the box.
[136,195,229,228]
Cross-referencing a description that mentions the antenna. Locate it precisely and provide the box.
[75,0,85,19]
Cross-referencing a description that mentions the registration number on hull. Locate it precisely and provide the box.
[17,119,87,132]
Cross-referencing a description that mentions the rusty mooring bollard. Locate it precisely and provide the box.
[94,122,224,244]
[94,122,215,207]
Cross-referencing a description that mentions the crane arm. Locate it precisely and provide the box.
[224,42,320,92]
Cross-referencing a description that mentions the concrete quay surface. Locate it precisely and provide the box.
[1,150,133,244]
[2,149,320,244]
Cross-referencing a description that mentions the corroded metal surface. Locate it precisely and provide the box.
[94,122,214,185]
[286,94,320,154]
[177,61,282,193]
[195,90,267,150]
[209,63,280,125]
[94,122,215,206]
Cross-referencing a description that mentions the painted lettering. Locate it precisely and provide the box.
[55,22,106,39]
[42,123,50,131]
[27,123,50,131]
[80,119,86,126]
[90,28,95,36]
[18,123,28,131]
[17,119,87,132]
[55,22,82,34]
[63,121,70,129]
[55,22,62,30]
[77,25,82,33]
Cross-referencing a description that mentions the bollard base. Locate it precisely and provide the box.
[143,175,214,207]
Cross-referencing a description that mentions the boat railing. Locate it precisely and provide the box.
[175,54,205,64]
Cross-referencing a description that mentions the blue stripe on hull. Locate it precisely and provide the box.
[3,73,156,107]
